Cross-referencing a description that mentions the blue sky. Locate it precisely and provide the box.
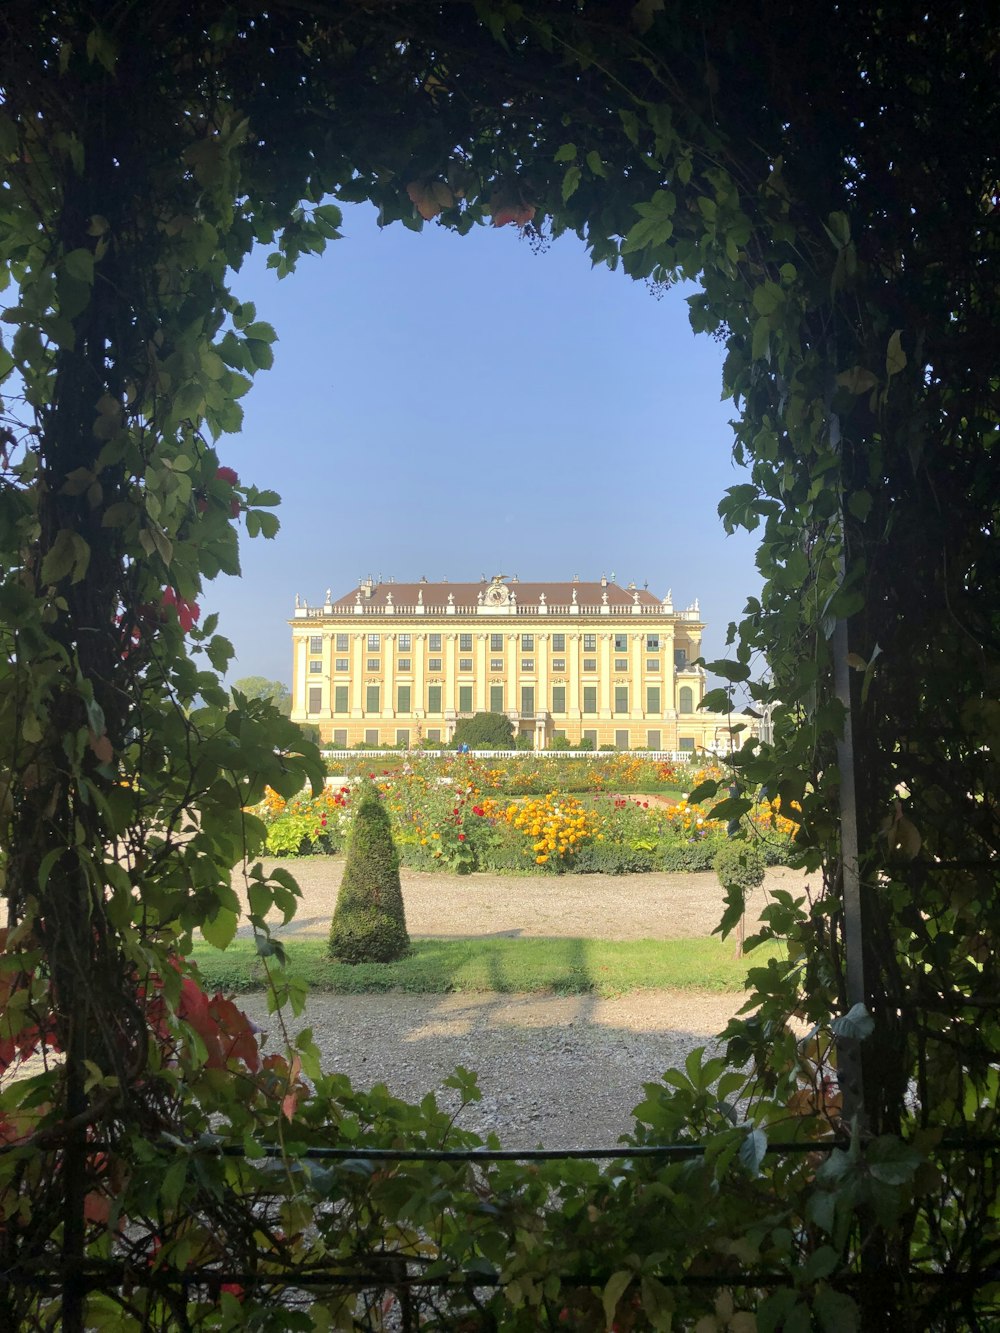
[207,203,760,685]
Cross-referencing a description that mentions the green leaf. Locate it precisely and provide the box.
[602,1270,632,1329]
[553,142,576,162]
[813,1285,859,1333]
[561,165,581,202]
[705,658,751,683]
[201,907,238,950]
[751,316,770,361]
[586,149,606,178]
[847,490,872,521]
[243,321,277,344]
[687,779,720,803]
[752,281,783,316]
[885,329,906,378]
[64,249,95,284]
[739,1125,768,1175]
[700,688,733,712]
[830,1002,874,1040]
[867,1135,922,1186]
[40,530,90,585]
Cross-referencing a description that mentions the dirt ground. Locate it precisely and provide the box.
[233,858,811,942]
[234,861,813,1147]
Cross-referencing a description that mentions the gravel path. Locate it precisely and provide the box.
[234,861,813,1147]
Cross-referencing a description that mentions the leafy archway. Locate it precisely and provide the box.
[0,2,997,1327]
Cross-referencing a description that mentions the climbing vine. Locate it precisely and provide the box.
[0,1,997,1327]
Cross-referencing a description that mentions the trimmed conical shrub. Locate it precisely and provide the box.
[328,787,410,964]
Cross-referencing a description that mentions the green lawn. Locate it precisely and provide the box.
[192,935,775,997]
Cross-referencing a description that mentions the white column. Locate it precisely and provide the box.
[475,633,488,711]
[350,631,364,718]
[599,631,613,718]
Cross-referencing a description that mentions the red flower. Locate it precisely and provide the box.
[458,833,466,841]
[321,818,327,826]
[453,807,459,815]
[161,585,200,633]
[214,467,241,516]
[472,805,484,817]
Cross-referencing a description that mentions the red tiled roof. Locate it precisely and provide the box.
[331,580,664,609]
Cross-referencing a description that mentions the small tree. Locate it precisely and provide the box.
[714,841,766,957]
[328,788,410,964]
[452,711,514,750]
[231,676,292,716]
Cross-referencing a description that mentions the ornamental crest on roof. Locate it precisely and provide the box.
[483,574,511,607]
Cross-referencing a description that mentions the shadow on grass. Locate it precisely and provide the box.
[193,934,765,998]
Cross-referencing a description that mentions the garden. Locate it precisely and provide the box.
[252,754,799,875]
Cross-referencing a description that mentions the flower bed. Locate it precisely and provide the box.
[252,757,799,874]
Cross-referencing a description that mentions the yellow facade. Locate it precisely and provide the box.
[289,575,740,752]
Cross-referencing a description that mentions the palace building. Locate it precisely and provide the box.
[289,574,742,752]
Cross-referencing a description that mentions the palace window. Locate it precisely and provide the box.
[429,633,442,651]
[615,658,628,670]
[647,730,661,750]
[396,729,409,746]
[365,728,378,745]
[551,686,566,713]
[427,728,441,742]
[679,737,695,751]
[459,685,473,712]
[521,634,533,650]
[521,686,535,717]
[646,634,660,651]
[521,659,534,672]
[614,633,628,651]
[583,633,596,651]
[490,633,503,651]
[679,686,694,713]
[365,685,380,713]
[459,658,473,671]
[307,687,321,713]
[428,657,442,671]
[397,685,411,713]
[367,658,380,671]
[367,633,380,651]
[334,686,348,713]
[427,685,442,713]
[333,728,347,747]
[675,648,688,670]
[615,729,630,749]
[397,658,411,672]
[583,728,598,747]
[583,686,597,714]
[398,633,411,650]
[460,633,472,651]
[614,686,629,714]
[335,657,349,671]
[490,685,504,712]
[309,636,322,654]
[336,633,349,651]
[309,660,322,673]
[647,686,661,714]
[583,658,597,672]
[647,659,659,672]
[551,633,565,651]
[552,658,565,671]
[490,658,504,670]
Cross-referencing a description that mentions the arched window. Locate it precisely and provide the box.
[679,686,694,713]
